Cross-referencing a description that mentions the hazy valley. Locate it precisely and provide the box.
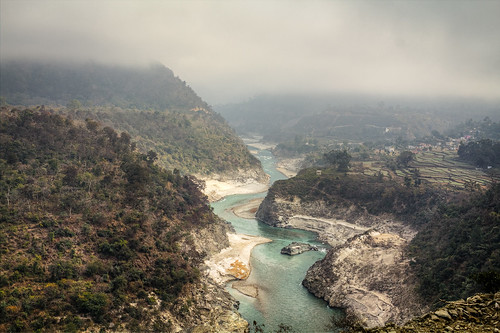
[1,1,500,331]
[0,59,498,332]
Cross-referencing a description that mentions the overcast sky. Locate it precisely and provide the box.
[1,0,499,104]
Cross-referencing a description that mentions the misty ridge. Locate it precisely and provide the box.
[216,93,500,144]
[2,60,499,147]
[0,60,208,111]
[0,60,263,176]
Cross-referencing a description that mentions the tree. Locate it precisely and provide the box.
[396,151,415,168]
[324,149,351,172]
[67,99,82,111]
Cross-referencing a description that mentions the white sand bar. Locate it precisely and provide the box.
[204,233,272,285]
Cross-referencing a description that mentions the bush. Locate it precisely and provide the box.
[84,260,108,277]
[73,291,109,321]
[98,239,134,260]
[49,261,78,281]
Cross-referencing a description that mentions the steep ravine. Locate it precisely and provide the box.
[256,195,426,328]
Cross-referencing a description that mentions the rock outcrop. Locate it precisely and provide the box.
[355,292,500,333]
[257,196,416,245]
[280,242,318,255]
[155,220,249,332]
[303,230,425,328]
[257,192,425,328]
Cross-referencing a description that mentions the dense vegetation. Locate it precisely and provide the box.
[66,106,261,175]
[267,167,439,225]
[409,184,500,306]
[0,61,262,176]
[458,139,500,169]
[0,107,225,332]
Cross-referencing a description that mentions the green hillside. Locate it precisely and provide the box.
[0,61,262,176]
[0,107,232,331]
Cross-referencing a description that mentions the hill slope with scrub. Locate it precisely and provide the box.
[0,106,246,332]
[0,61,264,178]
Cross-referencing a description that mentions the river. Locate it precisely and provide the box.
[211,147,341,332]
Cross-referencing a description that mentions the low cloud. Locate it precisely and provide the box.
[2,0,499,103]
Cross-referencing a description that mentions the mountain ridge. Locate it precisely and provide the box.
[0,60,265,178]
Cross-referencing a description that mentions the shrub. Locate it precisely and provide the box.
[84,260,108,277]
[73,291,109,321]
[49,261,78,281]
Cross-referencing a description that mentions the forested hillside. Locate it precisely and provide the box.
[409,184,500,306]
[0,107,237,331]
[0,61,262,176]
[66,107,261,175]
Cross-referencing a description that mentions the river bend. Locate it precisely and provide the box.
[211,147,340,332]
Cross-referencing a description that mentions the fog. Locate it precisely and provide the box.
[1,0,500,104]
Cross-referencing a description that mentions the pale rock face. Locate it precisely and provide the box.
[303,230,426,328]
[257,195,426,328]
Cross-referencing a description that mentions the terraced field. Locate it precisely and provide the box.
[361,151,498,190]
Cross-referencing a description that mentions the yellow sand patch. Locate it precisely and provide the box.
[227,259,250,280]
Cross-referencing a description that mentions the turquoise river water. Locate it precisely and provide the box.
[211,147,341,332]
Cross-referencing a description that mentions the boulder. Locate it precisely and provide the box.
[280,242,318,255]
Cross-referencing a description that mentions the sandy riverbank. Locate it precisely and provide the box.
[204,233,272,286]
[276,167,297,178]
[231,198,264,219]
[202,179,269,202]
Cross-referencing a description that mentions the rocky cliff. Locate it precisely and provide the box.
[303,230,425,328]
[177,222,249,332]
[256,195,415,245]
[256,186,424,328]
[354,292,500,332]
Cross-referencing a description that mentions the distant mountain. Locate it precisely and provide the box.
[0,61,264,177]
[0,107,244,331]
[0,61,206,110]
[216,94,500,144]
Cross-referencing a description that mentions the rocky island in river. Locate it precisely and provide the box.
[280,242,318,256]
